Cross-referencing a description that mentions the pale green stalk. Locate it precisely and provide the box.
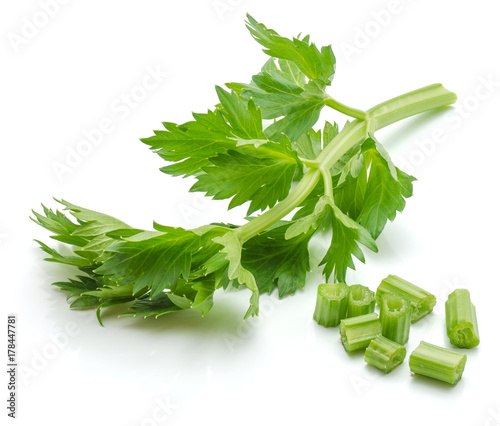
[409,341,467,385]
[235,85,456,243]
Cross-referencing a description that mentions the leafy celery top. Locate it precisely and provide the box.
[32,15,457,323]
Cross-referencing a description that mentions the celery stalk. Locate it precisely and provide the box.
[376,275,436,322]
[346,284,375,318]
[380,293,411,345]
[340,313,381,352]
[409,341,467,385]
[445,289,480,348]
[364,336,406,373]
[313,283,349,327]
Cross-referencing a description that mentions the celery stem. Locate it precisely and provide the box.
[409,341,467,385]
[340,313,381,352]
[380,293,411,345]
[346,284,375,318]
[365,336,406,373]
[376,275,436,323]
[445,289,480,349]
[313,283,349,327]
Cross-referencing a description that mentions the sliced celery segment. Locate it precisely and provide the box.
[313,283,349,327]
[340,313,381,352]
[380,293,411,345]
[365,336,406,373]
[409,341,467,385]
[376,275,436,323]
[445,289,480,348]
[346,284,375,318]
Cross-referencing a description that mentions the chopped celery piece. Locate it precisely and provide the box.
[376,275,436,323]
[365,336,406,373]
[340,313,381,352]
[313,283,349,327]
[380,293,411,345]
[409,341,467,385]
[445,289,480,348]
[346,284,375,318]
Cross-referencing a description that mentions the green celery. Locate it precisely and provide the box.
[380,293,411,345]
[364,336,406,373]
[32,16,459,324]
[313,283,349,327]
[409,341,467,385]
[340,313,381,352]
[346,284,375,318]
[376,275,436,323]
[445,289,480,348]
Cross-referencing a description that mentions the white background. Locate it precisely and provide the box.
[2,1,500,425]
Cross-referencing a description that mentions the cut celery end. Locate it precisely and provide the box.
[346,284,375,318]
[445,289,480,349]
[376,275,436,323]
[340,313,381,352]
[409,341,467,385]
[380,293,411,345]
[365,336,406,373]
[313,283,349,327]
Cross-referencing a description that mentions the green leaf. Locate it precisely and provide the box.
[397,168,417,198]
[286,196,330,239]
[95,228,201,297]
[80,283,139,326]
[235,61,308,120]
[231,60,329,141]
[166,293,193,310]
[191,279,217,316]
[142,87,267,179]
[83,284,136,299]
[264,94,326,142]
[357,139,406,238]
[333,138,415,239]
[211,232,260,318]
[321,201,378,282]
[59,199,130,236]
[190,142,300,214]
[120,293,184,318]
[287,196,377,282]
[323,121,339,148]
[245,14,336,84]
[242,222,312,297]
[215,86,265,140]
[142,112,232,178]
[293,121,339,160]
[55,199,134,257]
[334,150,367,219]
[35,240,92,268]
[95,298,136,326]
[69,295,101,309]
[31,204,88,247]
[52,275,100,300]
